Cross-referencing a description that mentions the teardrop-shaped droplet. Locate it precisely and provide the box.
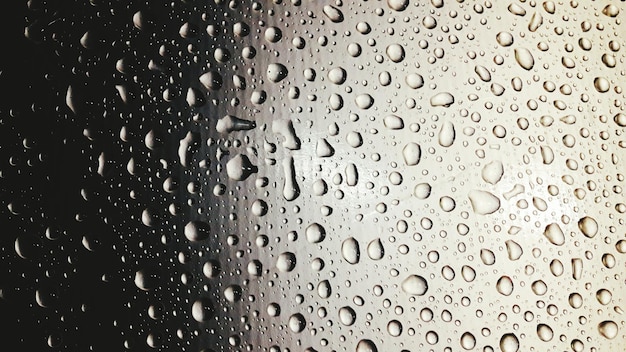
[514,48,534,70]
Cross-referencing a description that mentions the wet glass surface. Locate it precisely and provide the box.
[1,1,626,351]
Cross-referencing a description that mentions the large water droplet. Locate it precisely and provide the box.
[543,223,565,246]
[341,237,360,264]
[598,321,619,339]
[438,120,456,147]
[401,275,428,296]
[496,276,514,296]
[267,63,288,82]
[499,333,520,352]
[430,92,455,107]
[468,190,501,215]
[514,48,534,70]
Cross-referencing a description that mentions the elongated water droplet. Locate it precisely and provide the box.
[383,114,404,129]
[514,48,534,70]
[430,92,455,107]
[342,237,360,264]
[438,121,456,147]
[216,115,255,134]
[367,238,384,260]
[323,5,344,23]
[282,156,300,201]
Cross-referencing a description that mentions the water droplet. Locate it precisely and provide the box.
[134,268,160,291]
[537,324,554,342]
[387,320,402,337]
[272,119,301,150]
[345,163,358,186]
[317,280,331,298]
[439,196,456,212]
[387,0,409,11]
[460,332,476,350]
[468,190,500,215]
[216,115,256,133]
[596,289,612,305]
[306,223,326,244]
[508,3,526,16]
[505,240,523,261]
[367,238,385,260]
[569,292,583,308]
[496,276,514,296]
[594,77,610,93]
[355,94,374,109]
[496,32,514,47]
[339,306,357,326]
[191,298,215,322]
[384,115,404,129]
[386,44,405,63]
[430,92,455,107]
[578,216,598,238]
[401,275,428,296]
[402,143,421,166]
[276,252,296,272]
[184,221,210,242]
[475,65,491,82]
[528,12,543,32]
[461,265,476,282]
[328,67,347,84]
[341,237,360,264]
[356,339,378,352]
[267,63,288,82]
[288,313,306,333]
[226,154,258,181]
[481,160,504,185]
[405,73,424,89]
[543,223,565,246]
[316,138,335,157]
[438,120,456,147]
[602,4,620,17]
[414,183,432,199]
[480,248,496,265]
[499,333,520,352]
[514,48,535,70]
[323,5,344,23]
[598,321,619,339]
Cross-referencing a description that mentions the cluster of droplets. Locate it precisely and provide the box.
[3,0,625,351]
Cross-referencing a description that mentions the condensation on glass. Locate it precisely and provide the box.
[2,0,626,351]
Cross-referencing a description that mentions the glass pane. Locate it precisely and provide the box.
[2,1,625,351]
